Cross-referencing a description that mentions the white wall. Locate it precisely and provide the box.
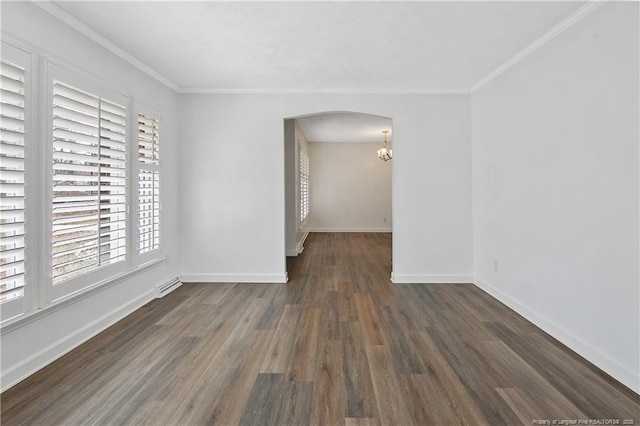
[0,3,180,391]
[472,2,639,391]
[308,142,392,232]
[178,94,472,284]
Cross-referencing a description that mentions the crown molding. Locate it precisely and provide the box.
[34,0,606,96]
[470,0,606,93]
[34,1,181,93]
[177,87,472,95]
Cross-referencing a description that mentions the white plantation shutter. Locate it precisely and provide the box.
[299,142,310,223]
[137,113,159,254]
[0,59,26,304]
[52,81,127,285]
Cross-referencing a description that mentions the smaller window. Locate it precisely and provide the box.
[299,142,309,223]
[137,113,160,254]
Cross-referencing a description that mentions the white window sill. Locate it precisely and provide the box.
[0,256,166,334]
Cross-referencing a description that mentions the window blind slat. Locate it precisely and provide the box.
[53,116,98,135]
[0,60,24,80]
[100,146,126,159]
[0,90,24,109]
[100,99,125,116]
[52,233,96,251]
[53,136,100,153]
[1,142,25,159]
[0,197,24,209]
[0,75,23,94]
[97,157,126,168]
[0,233,25,248]
[53,95,99,118]
[100,138,126,152]
[0,169,25,184]
[100,119,125,134]
[0,102,24,119]
[0,115,25,133]
[0,128,25,146]
[53,105,99,126]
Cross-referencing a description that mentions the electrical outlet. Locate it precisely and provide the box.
[493,259,499,272]
[383,217,387,223]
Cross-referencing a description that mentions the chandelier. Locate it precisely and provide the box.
[377,130,392,161]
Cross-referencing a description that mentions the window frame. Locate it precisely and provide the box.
[134,103,162,265]
[0,42,35,322]
[44,62,130,304]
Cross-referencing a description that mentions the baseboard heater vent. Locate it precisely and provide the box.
[156,276,182,298]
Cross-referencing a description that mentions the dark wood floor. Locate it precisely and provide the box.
[2,233,638,425]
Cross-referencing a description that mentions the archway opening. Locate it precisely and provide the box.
[283,111,393,282]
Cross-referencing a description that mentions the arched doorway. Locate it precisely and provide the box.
[283,111,393,282]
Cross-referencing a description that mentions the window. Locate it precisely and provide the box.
[137,112,160,254]
[51,81,127,285]
[299,141,309,223]
[0,58,26,305]
[0,47,167,324]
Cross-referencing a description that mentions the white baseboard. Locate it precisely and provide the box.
[1,287,157,392]
[296,231,309,254]
[391,273,473,284]
[474,277,640,394]
[180,273,288,283]
[308,228,392,233]
[286,231,309,257]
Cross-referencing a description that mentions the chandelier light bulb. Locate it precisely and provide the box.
[377,130,392,161]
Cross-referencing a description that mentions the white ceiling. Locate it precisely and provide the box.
[297,112,392,143]
[51,1,586,92]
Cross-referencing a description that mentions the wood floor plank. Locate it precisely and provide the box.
[393,285,434,327]
[486,321,640,419]
[482,340,586,420]
[256,284,288,330]
[2,232,637,426]
[427,324,523,424]
[200,282,237,305]
[431,285,501,341]
[65,336,200,424]
[239,373,286,426]
[151,296,272,425]
[354,293,386,345]
[273,381,314,426]
[311,340,347,426]
[496,387,551,425]
[399,329,489,425]
[337,280,359,322]
[364,344,413,426]
[380,304,427,374]
[260,304,303,373]
[288,306,322,382]
[345,417,380,426]
[319,290,340,341]
[340,321,378,419]
[204,329,276,425]
[459,285,540,334]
